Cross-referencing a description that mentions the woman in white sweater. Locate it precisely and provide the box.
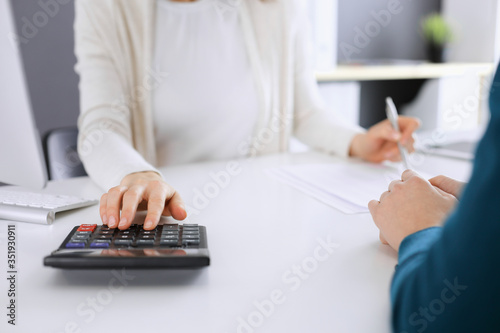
[75,0,419,230]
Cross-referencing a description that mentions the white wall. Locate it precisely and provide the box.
[443,0,500,63]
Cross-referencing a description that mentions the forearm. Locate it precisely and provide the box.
[294,109,364,157]
[391,227,448,333]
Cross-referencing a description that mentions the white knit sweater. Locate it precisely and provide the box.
[75,0,363,190]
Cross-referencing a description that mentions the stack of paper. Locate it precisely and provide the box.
[267,163,405,214]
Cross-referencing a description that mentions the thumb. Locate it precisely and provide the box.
[429,175,465,198]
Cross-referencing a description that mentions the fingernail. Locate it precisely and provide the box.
[144,220,153,229]
[102,214,108,224]
[108,216,116,227]
[118,218,127,228]
[392,132,401,140]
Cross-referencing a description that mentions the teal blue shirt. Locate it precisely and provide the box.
[391,65,500,333]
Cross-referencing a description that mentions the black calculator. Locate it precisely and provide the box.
[43,223,210,269]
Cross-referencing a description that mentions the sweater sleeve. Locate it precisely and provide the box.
[390,66,500,333]
[74,0,160,191]
[78,131,162,191]
[291,2,364,157]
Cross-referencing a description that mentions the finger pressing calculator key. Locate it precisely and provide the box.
[43,224,209,269]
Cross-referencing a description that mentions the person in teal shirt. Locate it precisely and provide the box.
[369,63,500,333]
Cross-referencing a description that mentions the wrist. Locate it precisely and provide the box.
[122,171,163,184]
[349,133,366,158]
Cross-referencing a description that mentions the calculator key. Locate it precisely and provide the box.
[136,239,155,246]
[160,235,179,240]
[161,230,179,235]
[95,235,113,240]
[183,224,198,227]
[76,231,92,235]
[72,234,90,240]
[90,242,110,248]
[162,224,179,230]
[116,235,134,240]
[182,230,199,235]
[65,242,86,248]
[80,224,97,228]
[98,230,115,235]
[139,230,156,235]
[93,239,111,243]
[114,239,133,245]
[77,227,96,231]
[78,224,97,232]
[182,235,200,240]
[161,233,178,237]
[70,240,88,245]
[182,239,200,246]
[138,235,155,239]
[160,239,179,246]
[183,228,200,233]
[117,231,135,236]
[100,225,111,231]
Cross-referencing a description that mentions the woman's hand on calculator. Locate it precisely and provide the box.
[99,171,187,230]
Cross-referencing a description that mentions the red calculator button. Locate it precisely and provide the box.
[77,224,97,232]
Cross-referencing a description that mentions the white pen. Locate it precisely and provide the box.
[385,97,410,170]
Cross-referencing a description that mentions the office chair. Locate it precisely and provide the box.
[44,127,87,180]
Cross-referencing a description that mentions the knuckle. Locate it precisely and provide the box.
[149,197,166,206]
[407,175,425,186]
[108,187,122,196]
[402,169,413,178]
[391,182,403,192]
[146,213,160,222]
[394,181,404,189]
[149,180,164,189]
[380,191,390,201]
[389,180,399,188]
[124,188,142,200]
[106,200,120,210]
[120,209,135,218]
[167,187,177,197]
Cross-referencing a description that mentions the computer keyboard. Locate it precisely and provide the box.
[0,189,99,225]
[43,223,210,269]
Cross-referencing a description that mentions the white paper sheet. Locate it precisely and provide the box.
[267,162,411,214]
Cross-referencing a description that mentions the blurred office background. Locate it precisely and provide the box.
[7,0,500,141]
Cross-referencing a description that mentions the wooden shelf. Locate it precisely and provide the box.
[316,62,495,82]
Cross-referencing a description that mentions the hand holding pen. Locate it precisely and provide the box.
[349,99,420,165]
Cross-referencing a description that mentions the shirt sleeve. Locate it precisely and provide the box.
[390,65,500,333]
[79,130,162,191]
[291,2,365,157]
[74,0,160,191]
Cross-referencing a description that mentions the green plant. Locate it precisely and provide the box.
[421,13,453,46]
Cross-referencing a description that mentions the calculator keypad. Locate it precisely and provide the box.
[64,224,203,249]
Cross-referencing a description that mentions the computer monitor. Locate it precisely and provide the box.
[0,0,48,189]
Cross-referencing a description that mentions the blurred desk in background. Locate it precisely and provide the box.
[316,62,495,82]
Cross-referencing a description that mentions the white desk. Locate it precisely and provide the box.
[0,152,471,333]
